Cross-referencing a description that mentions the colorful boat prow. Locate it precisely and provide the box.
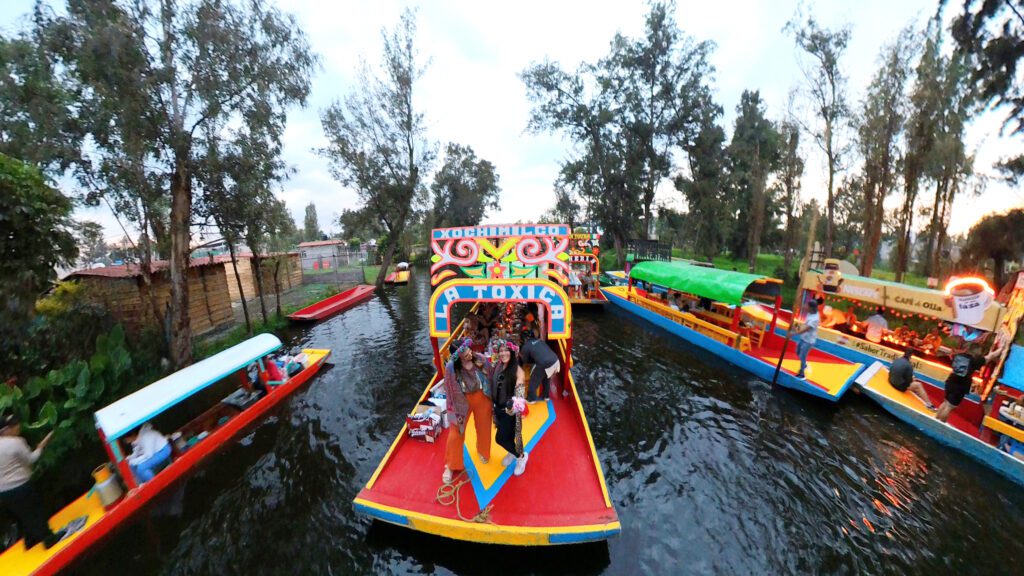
[287,284,375,321]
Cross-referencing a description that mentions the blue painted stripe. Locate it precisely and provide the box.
[549,527,622,544]
[464,399,558,509]
[354,502,409,526]
[602,289,842,402]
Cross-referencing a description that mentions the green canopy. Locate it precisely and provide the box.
[630,261,781,305]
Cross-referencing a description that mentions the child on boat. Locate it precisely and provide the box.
[442,339,493,484]
[125,423,172,483]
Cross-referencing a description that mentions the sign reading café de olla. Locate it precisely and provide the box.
[801,271,1004,332]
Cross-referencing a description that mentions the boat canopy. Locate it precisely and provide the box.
[94,333,283,441]
[1001,344,1024,394]
[630,261,782,305]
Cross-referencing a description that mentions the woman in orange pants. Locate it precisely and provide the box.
[442,339,492,484]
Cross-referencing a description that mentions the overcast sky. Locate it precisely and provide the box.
[4,0,1024,242]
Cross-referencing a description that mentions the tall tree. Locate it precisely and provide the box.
[303,202,322,241]
[787,15,851,258]
[675,97,729,260]
[855,29,914,276]
[963,208,1024,287]
[776,115,805,275]
[430,143,501,228]
[726,90,780,271]
[47,0,315,368]
[319,9,434,288]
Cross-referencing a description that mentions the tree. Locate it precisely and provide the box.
[430,143,501,228]
[74,220,107,266]
[0,153,78,367]
[951,0,1024,180]
[675,97,729,260]
[963,209,1024,287]
[303,202,323,241]
[46,0,315,368]
[776,116,805,274]
[319,9,434,288]
[787,15,851,258]
[726,90,780,271]
[855,28,914,276]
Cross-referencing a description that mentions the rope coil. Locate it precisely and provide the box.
[436,471,494,524]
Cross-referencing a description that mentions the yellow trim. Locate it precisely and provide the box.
[353,498,621,546]
[605,286,750,349]
[984,416,1024,445]
[428,278,573,339]
[558,340,614,509]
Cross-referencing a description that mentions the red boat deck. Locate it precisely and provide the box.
[287,284,374,321]
[355,371,619,545]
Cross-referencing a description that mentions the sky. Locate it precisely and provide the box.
[4,0,1024,242]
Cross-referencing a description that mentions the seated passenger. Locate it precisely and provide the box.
[863,307,889,344]
[816,297,847,329]
[888,350,936,411]
[125,423,172,483]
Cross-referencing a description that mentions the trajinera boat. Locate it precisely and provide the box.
[568,231,607,306]
[794,265,1024,484]
[603,260,868,401]
[0,334,330,575]
[385,262,410,285]
[287,284,375,321]
[354,224,620,545]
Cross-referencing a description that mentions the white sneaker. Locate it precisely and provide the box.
[562,390,569,399]
[442,466,453,484]
[514,452,529,476]
[479,454,489,465]
[502,453,515,467]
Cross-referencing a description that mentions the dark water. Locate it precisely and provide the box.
[74,271,1024,575]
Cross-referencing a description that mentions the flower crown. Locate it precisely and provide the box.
[453,337,474,359]
[491,338,519,354]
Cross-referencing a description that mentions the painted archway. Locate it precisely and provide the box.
[429,278,572,339]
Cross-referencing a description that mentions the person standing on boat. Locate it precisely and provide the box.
[124,423,172,483]
[888,349,937,411]
[790,300,820,380]
[488,340,529,475]
[864,307,889,344]
[519,329,562,400]
[0,414,68,549]
[442,339,493,485]
[936,344,1001,423]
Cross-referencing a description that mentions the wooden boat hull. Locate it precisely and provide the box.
[603,286,862,402]
[287,284,375,321]
[857,363,1024,485]
[0,349,331,576]
[354,345,619,546]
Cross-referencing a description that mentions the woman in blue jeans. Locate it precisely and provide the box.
[790,300,820,379]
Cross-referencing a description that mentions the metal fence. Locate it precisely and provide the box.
[297,250,373,286]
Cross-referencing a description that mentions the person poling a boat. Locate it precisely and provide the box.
[936,344,1002,423]
[124,423,172,483]
[888,349,937,411]
[488,339,529,475]
[442,339,493,485]
[0,414,72,549]
[789,300,820,380]
[519,329,562,400]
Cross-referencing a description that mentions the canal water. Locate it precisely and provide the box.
[76,271,1024,574]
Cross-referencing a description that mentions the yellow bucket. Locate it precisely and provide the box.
[92,463,113,484]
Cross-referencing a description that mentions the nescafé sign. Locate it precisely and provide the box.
[429,278,571,339]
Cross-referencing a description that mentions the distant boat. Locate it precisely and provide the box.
[287,284,375,321]
[0,334,331,576]
[384,262,410,285]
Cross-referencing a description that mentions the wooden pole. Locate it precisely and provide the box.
[773,209,818,385]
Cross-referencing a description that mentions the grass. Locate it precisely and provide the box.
[363,265,381,284]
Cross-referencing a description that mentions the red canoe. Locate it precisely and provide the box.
[287,284,375,321]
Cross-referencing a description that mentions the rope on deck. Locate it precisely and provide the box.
[436,471,494,524]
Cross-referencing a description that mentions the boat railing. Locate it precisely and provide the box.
[628,291,750,351]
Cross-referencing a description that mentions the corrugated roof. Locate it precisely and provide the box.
[68,252,299,279]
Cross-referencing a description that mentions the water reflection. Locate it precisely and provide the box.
[74,273,1024,575]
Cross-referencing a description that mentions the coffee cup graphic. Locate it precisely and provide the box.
[944,277,995,326]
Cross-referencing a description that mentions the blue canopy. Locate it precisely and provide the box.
[94,333,283,440]
[1000,344,1024,394]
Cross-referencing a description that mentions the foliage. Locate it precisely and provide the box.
[963,208,1024,287]
[776,117,804,274]
[0,153,78,376]
[786,14,851,257]
[319,8,434,288]
[430,143,501,228]
[304,202,323,241]
[674,99,729,259]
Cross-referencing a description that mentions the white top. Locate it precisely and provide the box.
[95,333,282,441]
[865,314,888,343]
[127,423,170,465]
[801,313,820,345]
[0,436,40,491]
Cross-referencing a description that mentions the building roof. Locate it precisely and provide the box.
[67,252,298,279]
[94,333,283,440]
[297,239,344,248]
